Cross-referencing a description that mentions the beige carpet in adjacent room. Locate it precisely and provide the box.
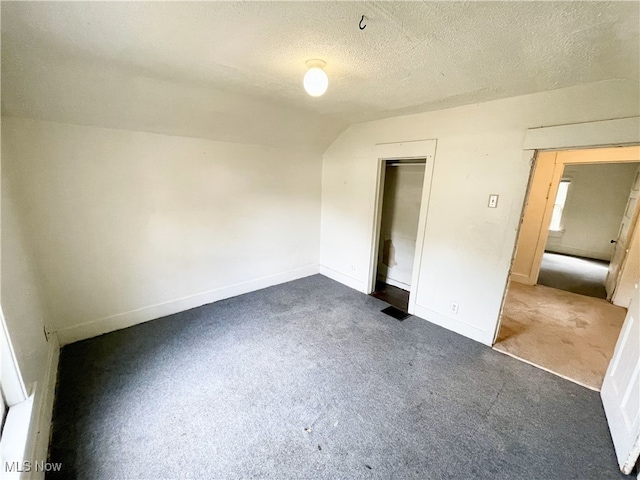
[494,282,626,390]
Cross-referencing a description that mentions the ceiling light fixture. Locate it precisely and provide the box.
[303,59,328,97]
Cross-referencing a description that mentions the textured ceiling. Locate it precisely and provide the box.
[2,1,638,148]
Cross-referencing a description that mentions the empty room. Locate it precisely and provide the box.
[1,2,639,479]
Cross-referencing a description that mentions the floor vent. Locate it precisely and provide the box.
[381,306,410,321]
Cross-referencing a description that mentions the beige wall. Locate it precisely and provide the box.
[510,152,556,285]
[2,117,323,344]
[320,80,640,345]
[546,163,639,261]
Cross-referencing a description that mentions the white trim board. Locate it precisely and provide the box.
[319,266,366,293]
[370,139,437,316]
[413,303,488,345]
[56,264,319,345]
[374,139,438,158]
[0,394,34,479]
[376,275,410,291]
[524,117,640,151]
[1,306,28,405]
[0,334,59,480]
[28,333,60,480]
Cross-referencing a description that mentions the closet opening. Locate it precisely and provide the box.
[370,158,426,312]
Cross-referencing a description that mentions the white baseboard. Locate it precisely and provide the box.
[25,333,60,480]
[56,264,319,345]
[376,275,410,291]
[544,247,611,262]
[413,303,489,345]
[319,265,366,293]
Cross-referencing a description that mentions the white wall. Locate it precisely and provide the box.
[1,176,50,389]
[2,117,323,344]
[377,165,425,288]
[1,130,59,474]
[546,163,639,261]
[320,79,640,345]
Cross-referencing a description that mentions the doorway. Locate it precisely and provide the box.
[537,162,640,299]
[494,146,640,391]
[370,159,426,312]
[365,140,437,316]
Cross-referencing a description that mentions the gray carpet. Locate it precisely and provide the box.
[48,275,625,479]
[538,252,609,299]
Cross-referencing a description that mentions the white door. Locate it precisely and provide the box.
[601,284,640,474]
[606,167,640,299]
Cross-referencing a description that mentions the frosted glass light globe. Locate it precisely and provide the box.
[303,64,328,97]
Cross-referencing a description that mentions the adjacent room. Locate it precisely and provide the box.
[539,163,640,300]
[1,2,639,479]
[495,151,640,391]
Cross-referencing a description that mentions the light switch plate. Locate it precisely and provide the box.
[488,194,499,208]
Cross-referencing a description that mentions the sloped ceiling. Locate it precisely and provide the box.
[1,1,638,149]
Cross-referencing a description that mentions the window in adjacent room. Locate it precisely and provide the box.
[549,179,571,232]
